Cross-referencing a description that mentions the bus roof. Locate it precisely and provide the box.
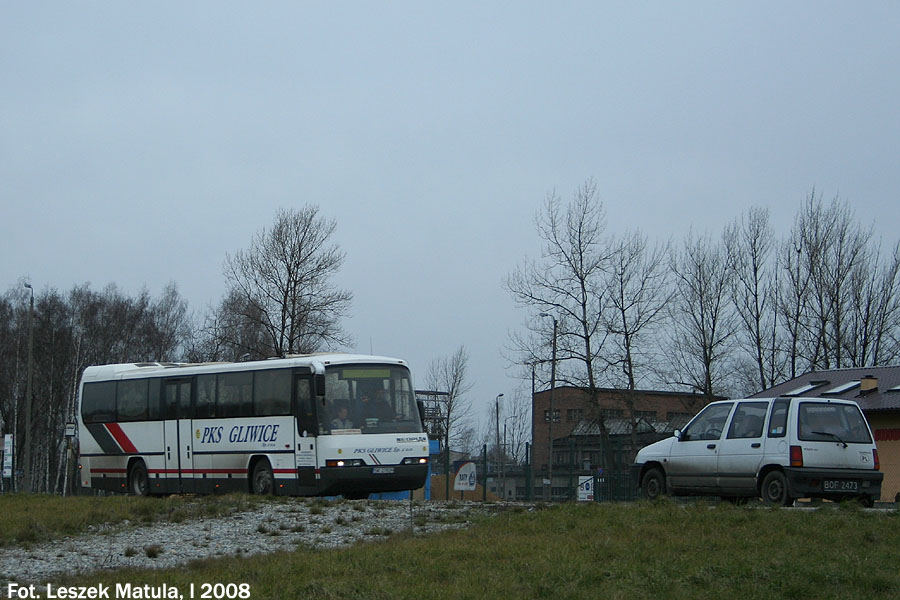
[81,353,409,382]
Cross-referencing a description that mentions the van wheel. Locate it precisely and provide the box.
[251,460,275,495]
[128,461,149,497]
[760,471,792,506]
[641,467,666,500]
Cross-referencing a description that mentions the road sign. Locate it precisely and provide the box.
[453,461,477,491]
[2,434,13,479]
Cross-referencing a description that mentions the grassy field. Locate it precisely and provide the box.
[41,499,900,600]
[0,493,271,546]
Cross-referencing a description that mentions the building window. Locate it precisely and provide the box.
[544,409,560,423]
[567,408,584,422]
[600,408,624,419]
[633,410,657,421]
[666,411,690,421]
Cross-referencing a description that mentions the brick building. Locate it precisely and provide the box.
[530,386,718,499]
[752,365,900,502]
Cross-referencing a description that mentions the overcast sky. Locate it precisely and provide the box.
[3,3,899,427]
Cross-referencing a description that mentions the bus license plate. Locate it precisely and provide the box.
[824,479,858,492]
[373,467,395,474]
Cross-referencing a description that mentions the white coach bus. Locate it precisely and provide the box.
[76,354,429,498]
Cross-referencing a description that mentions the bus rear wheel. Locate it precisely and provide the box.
[251,460,274,495]
[128,461,149,497]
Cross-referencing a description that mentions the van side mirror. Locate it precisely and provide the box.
[314,374,326,397]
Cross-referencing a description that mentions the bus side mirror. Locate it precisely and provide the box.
[417,400,426,428]
[314,374,326,397]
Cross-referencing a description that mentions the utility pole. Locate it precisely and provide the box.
[22,282,34,494]
[495,393,503,499]
[540,313,557,501]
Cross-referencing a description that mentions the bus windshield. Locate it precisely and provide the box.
[320,365,422,435]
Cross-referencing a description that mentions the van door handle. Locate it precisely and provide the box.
[751,443,761,448]
[707,444,716,450]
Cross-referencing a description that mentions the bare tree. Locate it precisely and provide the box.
[601,231,671,389]
[787,193,872,370]
[599,232,672,446]
[221,206,353,358]
[724,207,783,394]
[506,179,619,468]
[665,230,737,399]
[143,282,190,361]
[506,180,611,395]
[424,345,474,459]
[777,216,812,380]
[845,240,900,366]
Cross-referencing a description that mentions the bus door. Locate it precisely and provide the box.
[294,374,318,489]
[163,379,195,493]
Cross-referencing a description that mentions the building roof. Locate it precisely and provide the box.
[751,365,900,412]
[570,415,692,437]
[533,385,723,400]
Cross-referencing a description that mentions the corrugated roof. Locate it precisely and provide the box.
[751,365,900,412]
[570,415,691,437]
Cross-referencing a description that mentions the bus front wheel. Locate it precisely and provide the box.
[251,460,275,495]
[128,461,149,497]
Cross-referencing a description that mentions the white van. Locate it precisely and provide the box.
[631,397,883,506]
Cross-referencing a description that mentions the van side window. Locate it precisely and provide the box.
[727,401,768,439]
[767,399,790,438]
[682,403,734,441]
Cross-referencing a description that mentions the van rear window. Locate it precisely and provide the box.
[797,403,873,444]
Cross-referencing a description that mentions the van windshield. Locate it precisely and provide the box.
[798,403,873,444]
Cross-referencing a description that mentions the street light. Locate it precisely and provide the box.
[22,282,34,493]
[539,312,557,500]
[502,413,518,500]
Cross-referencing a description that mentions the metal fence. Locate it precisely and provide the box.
[592,470,639,502]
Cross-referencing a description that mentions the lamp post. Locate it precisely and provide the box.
[539,312,557,500]
[494,393,503,498]
[22,283,34,493]
[503,413,518,500]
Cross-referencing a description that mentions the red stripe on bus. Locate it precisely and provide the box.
[93,467,299,476]
[105,423,138,453]
[146,469,298,475]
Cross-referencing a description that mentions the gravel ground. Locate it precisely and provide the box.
[0,499,497,592]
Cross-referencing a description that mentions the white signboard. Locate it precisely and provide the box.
[577,475,594,502]
[453,461,477,491]
[2,434,12,479]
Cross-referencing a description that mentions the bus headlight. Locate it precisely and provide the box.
[401,457,428,465]
[326,459,366,467]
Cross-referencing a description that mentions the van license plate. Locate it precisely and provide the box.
[824,480,858,492]
[373,467,395,474]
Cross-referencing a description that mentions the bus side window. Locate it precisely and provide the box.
[294,377,317,436]
[255,369,291,416]
[117,379,149,422]
[148,378,161,420]
[164,381,179,420]
[196,374,217,419]
[82,381,116,423]
[218,372,252,418]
